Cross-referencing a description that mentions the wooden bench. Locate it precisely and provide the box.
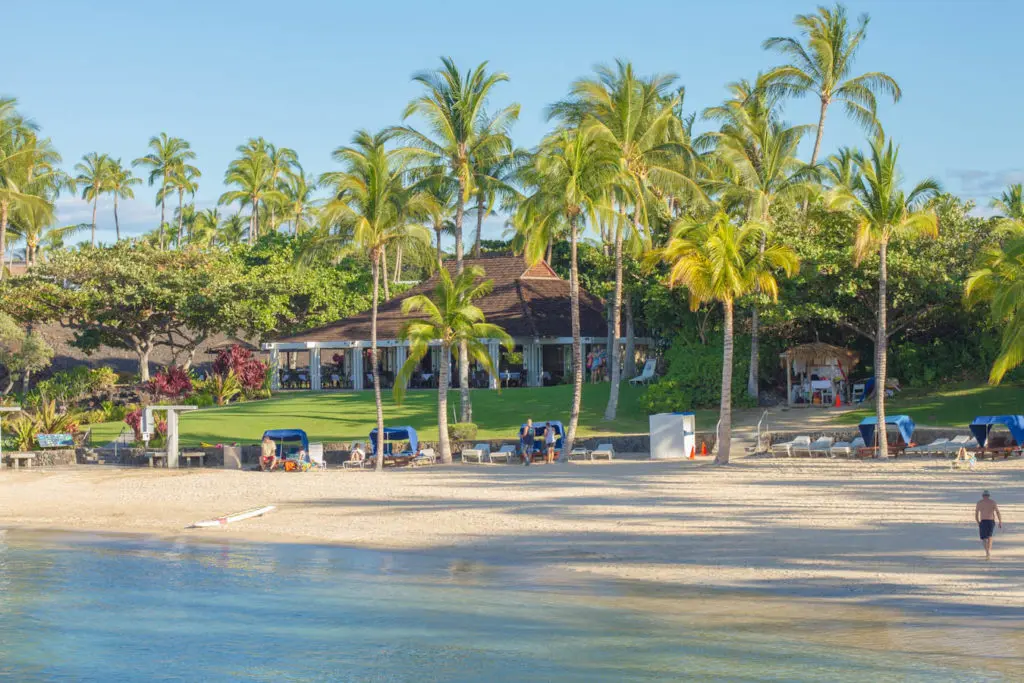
[146,451,168,468]
[4,453,35,469]
[181,451,206,467]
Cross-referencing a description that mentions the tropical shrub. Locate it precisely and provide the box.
[99,400,128,423]
[8,416,37,451]
[447,422,478,442]
[32,399,81,434]
[210,371,243,405]
[81,409,107,425]
[36,367,93,410]
[212,345,267,391]
[150,365,193,399]
[641,334,756,413]
[89,367,118,397]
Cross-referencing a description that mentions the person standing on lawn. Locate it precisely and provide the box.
[520,419,533,466]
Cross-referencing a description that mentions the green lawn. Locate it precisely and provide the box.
[87,384,716,446]
[830,381,1023,427]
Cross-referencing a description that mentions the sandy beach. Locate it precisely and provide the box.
[2,458,1022,616]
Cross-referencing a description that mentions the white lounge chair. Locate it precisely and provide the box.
[932,435,978,453]
[772,435,810,457]
[904,438,950,456]
[490,444,516,464]
[461,446,487,464]
[410,448,436,467]
[792,437,820,458]
[829,436,865,458]
[308,443,327,471]
[591,443,615,460]
[808,437,834,457]
[629,359,657,386]
[568,447,590,461]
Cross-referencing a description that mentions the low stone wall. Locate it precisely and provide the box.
[2,448,77,467]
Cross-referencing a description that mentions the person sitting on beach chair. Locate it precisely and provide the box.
[260,434,279,471]
[952,446,976,470]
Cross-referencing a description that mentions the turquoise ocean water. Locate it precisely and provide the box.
[0,530,1017,682]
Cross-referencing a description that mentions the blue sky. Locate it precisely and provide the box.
[5,0,1021,245]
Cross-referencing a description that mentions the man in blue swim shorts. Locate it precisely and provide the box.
[975,490,1003,559]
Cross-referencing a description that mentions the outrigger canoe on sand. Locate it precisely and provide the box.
[187,505,276,529]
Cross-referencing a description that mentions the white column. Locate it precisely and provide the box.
[165,409,179,469]
[310,346,322,391]
[269,346,280,390]
[488,340,500,389]
[395,344,407,378]
[353,346,364,390]
[536,341,545,386]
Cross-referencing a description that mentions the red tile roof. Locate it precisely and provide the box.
[274,254,607,343]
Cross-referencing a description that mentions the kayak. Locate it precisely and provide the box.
[187,505,276,529]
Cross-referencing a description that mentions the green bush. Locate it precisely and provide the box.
[81,409,107,425]
[447,422,478,442]
[640,333,756,414]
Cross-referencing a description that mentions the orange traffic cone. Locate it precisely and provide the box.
[834,393,841,408]
[689,445,695,459]
[700,441,708,456]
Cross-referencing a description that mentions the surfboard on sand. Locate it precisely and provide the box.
[187,505,276,529]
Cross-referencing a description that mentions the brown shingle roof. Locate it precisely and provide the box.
[274,254,608,343]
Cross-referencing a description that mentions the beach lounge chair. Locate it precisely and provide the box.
[829,436,865,458]
[808,437,834,457]
[461,446,487,464]
[308,443,327,471]
[629,359,657,386]
[568,447,590,461]
[591,443,615,460]
[343,445,370,469]
[490,444,515,464]
[904,438,950,456]
[771,435,811,457]
[410,448,436,467]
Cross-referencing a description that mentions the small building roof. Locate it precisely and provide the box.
[779,342,860,368]
[272,254,608,343]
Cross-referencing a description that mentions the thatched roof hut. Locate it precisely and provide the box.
[780,343,860,406]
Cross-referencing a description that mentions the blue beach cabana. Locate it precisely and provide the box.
[368,426,419,456]
[858,416,915,449]
[262,429,309,457]
[969,416,1024,449]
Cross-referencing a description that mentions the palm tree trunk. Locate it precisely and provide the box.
[562,214,583,460]
[0,199,8,282]
[604,220,625,420]
[875,240,889,458]
[624,296,636,378]
[159,177,167,249]
[455,182,470,422]
[251,199,258,244]
[473,195,484,258]
[393,243,402,284]
[809,97,829,167]
[434,223,443,273]
[381,245,391,301]
[437,342,452,463]
[114,195,121,241]
[716,298,734,465]
[747,227,768,400]
[91,197,98,247]
[371,250,385,471]
[177,190,184,248]
[546,236,553,264]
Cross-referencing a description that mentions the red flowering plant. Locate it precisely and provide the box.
[213,345,267,392]
[149,365,193,399]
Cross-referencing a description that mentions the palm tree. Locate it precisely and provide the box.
[310,129,429,470]
[394,266,512,462]
[266,143,298,231]
[166,160,200,247]
[550,60,702,420]
[105,159,141,241]
[705,97,817,400]
[763,3,901,165]
[395,57,520,423]
[990,184,1024,235]
[281,169,320,234]
[0,105,64,276]
[829,136,940,456]
[217,213,248,246]
[192,207,221,248]
[133,133,195,249]
[219,138,285,244]
[517,128,620,458]
[659,211,799,464]
[821,146,863,188]
[74,152,111,247]
[965,235,1024,384]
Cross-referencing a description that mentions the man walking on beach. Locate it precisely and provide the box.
[975,490,1003,559]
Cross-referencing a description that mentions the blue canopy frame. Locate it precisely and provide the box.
[519,421,565,452]
[368,426,419,455]
[262,429,309,457]
[858,416,915,447]
[969,415,1024,448]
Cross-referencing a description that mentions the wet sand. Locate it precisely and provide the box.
[2,457,1021,615]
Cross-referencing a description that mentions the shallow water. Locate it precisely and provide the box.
[0,531,1019,682]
